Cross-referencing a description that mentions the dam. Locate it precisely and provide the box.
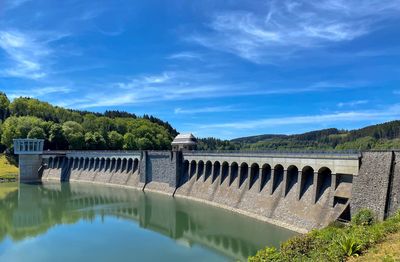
[13,138,400,233]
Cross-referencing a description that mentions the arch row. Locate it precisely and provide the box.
[50,156,141,174]
[182,159,342,204]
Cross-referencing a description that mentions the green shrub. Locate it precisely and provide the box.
[335,233,361,257]
[352,209,376,226]
[248,247,281,262]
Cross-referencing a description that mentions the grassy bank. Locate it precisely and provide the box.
[249,209,400,261]
[0,154,18,179]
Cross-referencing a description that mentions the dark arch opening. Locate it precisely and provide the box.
[127,159,133,173]
[239,163,249,188]
[190,160,197,178]
[73,158,79,169]
[197,161,204,180]
[272,164,284,194]
[133,159,139,172]
[212,161,221,183]
[285,165,299,196]
[221,162,229,184]
[116,158,122,172]
[249,163,260,190]
[48,157,53,168]
[100,158,105,171]
[229,162,238,186]
[121,158,127,173]
[84,158,89,170]
[316,167,332,202]
[300,166,314,200]
[260,164,271,192]
[105,158,111,171]
[89,158,95,171]
[205,161,212,181]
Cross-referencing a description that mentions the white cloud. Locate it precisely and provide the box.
[337,100,368,108]
[167,52,203,61]
[55,69,366,109]
[196,104,400,130]
[188,0,400,63]
[174,106,236,114]
[8,86,72,100]
[0,30,67,79]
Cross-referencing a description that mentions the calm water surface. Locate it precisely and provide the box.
[0,182,295,261]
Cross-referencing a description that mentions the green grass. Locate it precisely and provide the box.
[0,154,18,179]
[249,210,400,262]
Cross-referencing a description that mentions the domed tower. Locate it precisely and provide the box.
[171,133,197,151]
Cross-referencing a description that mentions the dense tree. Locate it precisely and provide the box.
[123,133,137,150]
[0,92,10,121]
[85,132,106,150]
[49,124,68,150]
[108,131,124,150]
[1,116,45,148]
[27,127,46,139]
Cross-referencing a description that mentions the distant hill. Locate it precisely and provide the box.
[198,121,400,151]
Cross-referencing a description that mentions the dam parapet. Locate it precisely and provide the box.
[13,139,400,232]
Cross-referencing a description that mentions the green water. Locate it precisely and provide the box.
[0,182,295,261]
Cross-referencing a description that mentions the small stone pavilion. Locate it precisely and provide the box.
[171,133,197,151]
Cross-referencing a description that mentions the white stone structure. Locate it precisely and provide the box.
[171,133,197,151]
[13,139,44,182]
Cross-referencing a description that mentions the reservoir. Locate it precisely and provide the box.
[0,182,295,261]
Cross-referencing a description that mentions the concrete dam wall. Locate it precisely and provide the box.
[39,150,400,233]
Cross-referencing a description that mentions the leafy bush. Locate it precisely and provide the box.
[248,210,400,262]
[336,234,361,257]
[352,209,376,226]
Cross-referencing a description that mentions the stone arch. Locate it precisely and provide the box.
[272,164,284,194]
[99,158,105,170]
[212,161,221,183]
[300,166,314,200]
[249,163,259,190]
[285,165,299,196]
[205,161,212,181]
[197,160,204,180]
[110,158,117,172]
[221,161,229,184]
[229,162,239,186]
[190,160,197,178]
[105,158,111,171]
[316,167,332,203]
[260,164,271,191]
[239,162,248,188]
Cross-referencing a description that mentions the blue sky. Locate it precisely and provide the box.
[1,0,400,139]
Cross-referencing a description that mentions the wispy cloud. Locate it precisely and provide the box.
[167,52,203,61]
[174,105,236,114]
[394,90,400,95]
[8,86,72,100]
[57,70,367,109]
[196,104,400,130]
[4,0,31,10]
[337,100,368,108]
[0,30,68,79]
[188,0,400,63]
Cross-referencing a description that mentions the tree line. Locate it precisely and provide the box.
[0,92,177,152]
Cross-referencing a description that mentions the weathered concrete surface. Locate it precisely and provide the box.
[351,152,393,220]
[19,155,43,182]
[388,152,400,216]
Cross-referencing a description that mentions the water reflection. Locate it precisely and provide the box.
[0,183,295,261]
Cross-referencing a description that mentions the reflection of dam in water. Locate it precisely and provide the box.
[3,183,294,261]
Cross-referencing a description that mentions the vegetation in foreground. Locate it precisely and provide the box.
[249,209,400,262]
[0,154,18,180]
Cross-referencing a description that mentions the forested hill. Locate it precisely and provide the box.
[198,121,400,151]
[0,92,178,152]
